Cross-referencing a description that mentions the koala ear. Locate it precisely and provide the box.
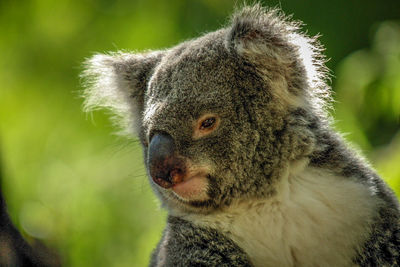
[226,5,295,61]
[225,4,329,109]
[82,51,164,135]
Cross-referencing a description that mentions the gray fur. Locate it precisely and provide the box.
[82,4,400,266]
[149,216,252,266]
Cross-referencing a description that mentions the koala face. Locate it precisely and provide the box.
[83,6,328,213]
[141,32,265,211]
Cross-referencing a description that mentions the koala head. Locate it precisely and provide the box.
[82,5,329,213]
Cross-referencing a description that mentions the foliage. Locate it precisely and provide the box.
[334,21,400,195]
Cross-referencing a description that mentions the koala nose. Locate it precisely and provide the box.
[148,132,185,189]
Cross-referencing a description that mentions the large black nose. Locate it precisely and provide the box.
[148,132,184,188]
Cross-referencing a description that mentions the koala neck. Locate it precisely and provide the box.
[174,158,378,267]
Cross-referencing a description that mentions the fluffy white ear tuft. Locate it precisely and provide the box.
[226,4,331,112]
[82,51,164,136]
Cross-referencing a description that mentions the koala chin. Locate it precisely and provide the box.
[82,4,400,267]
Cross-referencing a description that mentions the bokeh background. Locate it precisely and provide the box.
[0,0,399,266]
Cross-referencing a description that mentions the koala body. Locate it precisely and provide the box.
[83,5,400,266]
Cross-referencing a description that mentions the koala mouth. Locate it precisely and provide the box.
[152,169,209,202]
[171,172,209,201]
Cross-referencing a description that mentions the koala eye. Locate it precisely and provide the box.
[200,117,216,130]
[193,114,220,139]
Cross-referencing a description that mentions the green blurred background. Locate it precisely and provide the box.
[0,0,399,266]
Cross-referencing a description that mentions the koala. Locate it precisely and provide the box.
[82,4,400,267]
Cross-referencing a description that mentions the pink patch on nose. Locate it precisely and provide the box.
[153,177,173,189]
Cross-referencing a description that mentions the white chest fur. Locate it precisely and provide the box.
[181,164,378,267]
